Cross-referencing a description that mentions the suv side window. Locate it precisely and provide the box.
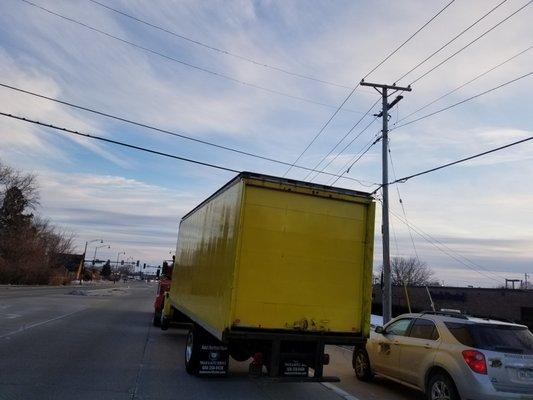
[385,318,413,336]
[409,318,439,340]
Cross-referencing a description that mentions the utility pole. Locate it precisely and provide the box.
[360,80,411,324]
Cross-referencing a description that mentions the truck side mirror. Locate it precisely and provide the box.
[375,326,384,334]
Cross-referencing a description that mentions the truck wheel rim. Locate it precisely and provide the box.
[186,333,193,363]
[431,380,451,400]
[355,353,367,376]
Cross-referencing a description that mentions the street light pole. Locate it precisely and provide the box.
[115,251,125,284]
[79,239,103,285]
[93,244,110,266]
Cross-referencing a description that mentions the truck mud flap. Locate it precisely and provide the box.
[198,342,229,376]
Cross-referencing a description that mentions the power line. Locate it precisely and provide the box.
[391,209,507,282]
[20,0,364,114]
[87,0,351,89]
[391,133,533,185]
[395,45,532,125]
[410,0,532,85]
[388,147,419,262]
[0,82,377,186]
[328,133,381,186]
[0,112,240,174]
[282,85,362,176]
[363,0,455,80]
[309,116,379,182]
[283,0,454,176]
[303,99,380,181]
[395,0,509,84]
[389,209,504,283]
[394,71,532,130]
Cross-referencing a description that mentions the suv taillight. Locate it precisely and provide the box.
[462,350,487,374]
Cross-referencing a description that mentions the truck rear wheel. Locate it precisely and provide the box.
[153,311,161,327]
[160,315,170,330]
[184,326,201,375]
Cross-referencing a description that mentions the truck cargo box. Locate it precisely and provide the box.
[169,172,375,342]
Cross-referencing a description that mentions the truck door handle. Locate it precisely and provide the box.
[423,344,431,349]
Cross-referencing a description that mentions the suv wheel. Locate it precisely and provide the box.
[353,348,373,381]
[427,372,459,400]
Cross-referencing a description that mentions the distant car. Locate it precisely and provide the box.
[353,311,533,400]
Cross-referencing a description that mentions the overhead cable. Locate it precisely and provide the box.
[410,0,532,85]
[284,1,454,176]
[309,116,379,182]
[0,112,240,174]
[303,98,380,181]
[19,0,363,113]
[391,134,533,185]
[0,109,377,186]
[87,0,351,89]
[394,71,532,130]
[328,133,381,186]
[395,45,532,124]
[0,82,377,186]
[390,210,504,283]
[363,0,455,80]
[388,147,420,262]
[395,0,509,83]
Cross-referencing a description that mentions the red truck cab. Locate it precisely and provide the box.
[153,259,173,326]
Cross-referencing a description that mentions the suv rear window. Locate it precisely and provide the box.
[445,322,533,354]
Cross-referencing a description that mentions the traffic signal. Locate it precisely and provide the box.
[121,260,124,265]
[143,263,146,269]
[136,260,139,267]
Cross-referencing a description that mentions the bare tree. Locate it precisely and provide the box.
[0,160,75,285]
[381,257,435,286]
[0,161,39,209]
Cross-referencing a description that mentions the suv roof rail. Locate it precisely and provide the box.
[470,315,513,323]
[419,311,469,320]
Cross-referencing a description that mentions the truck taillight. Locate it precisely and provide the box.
[462,350,487,374]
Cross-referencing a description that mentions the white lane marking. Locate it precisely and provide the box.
[1,313,21,319]
[334,345,353,352]
[321,382,361,400]
[0,307,88,339]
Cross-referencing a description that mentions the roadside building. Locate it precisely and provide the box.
[372,284,533,329]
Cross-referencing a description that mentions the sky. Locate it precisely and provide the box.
[0,0,531,286]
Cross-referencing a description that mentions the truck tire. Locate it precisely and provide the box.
[353,348,373,381]
[153,311,161,327]
[184,326,201,375]
[160,315,170,331]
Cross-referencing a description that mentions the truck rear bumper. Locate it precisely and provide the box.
[224,327,365,345]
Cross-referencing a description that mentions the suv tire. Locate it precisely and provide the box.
[353,348,373,381]
[427,372,460,400]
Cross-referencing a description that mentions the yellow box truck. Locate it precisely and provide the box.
[162,172,375,381]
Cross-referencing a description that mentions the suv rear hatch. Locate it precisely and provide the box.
[445,321,533,394]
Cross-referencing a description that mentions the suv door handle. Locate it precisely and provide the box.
[423,343,431,349]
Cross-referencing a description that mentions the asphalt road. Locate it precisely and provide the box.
[0,282,421,400]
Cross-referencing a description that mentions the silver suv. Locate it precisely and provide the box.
[352,312,533,400]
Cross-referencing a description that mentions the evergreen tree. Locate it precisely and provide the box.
[101,260,112,279]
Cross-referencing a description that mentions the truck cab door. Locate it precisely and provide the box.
[371,318,413,378]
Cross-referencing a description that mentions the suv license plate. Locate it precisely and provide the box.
[518,369,533,380]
